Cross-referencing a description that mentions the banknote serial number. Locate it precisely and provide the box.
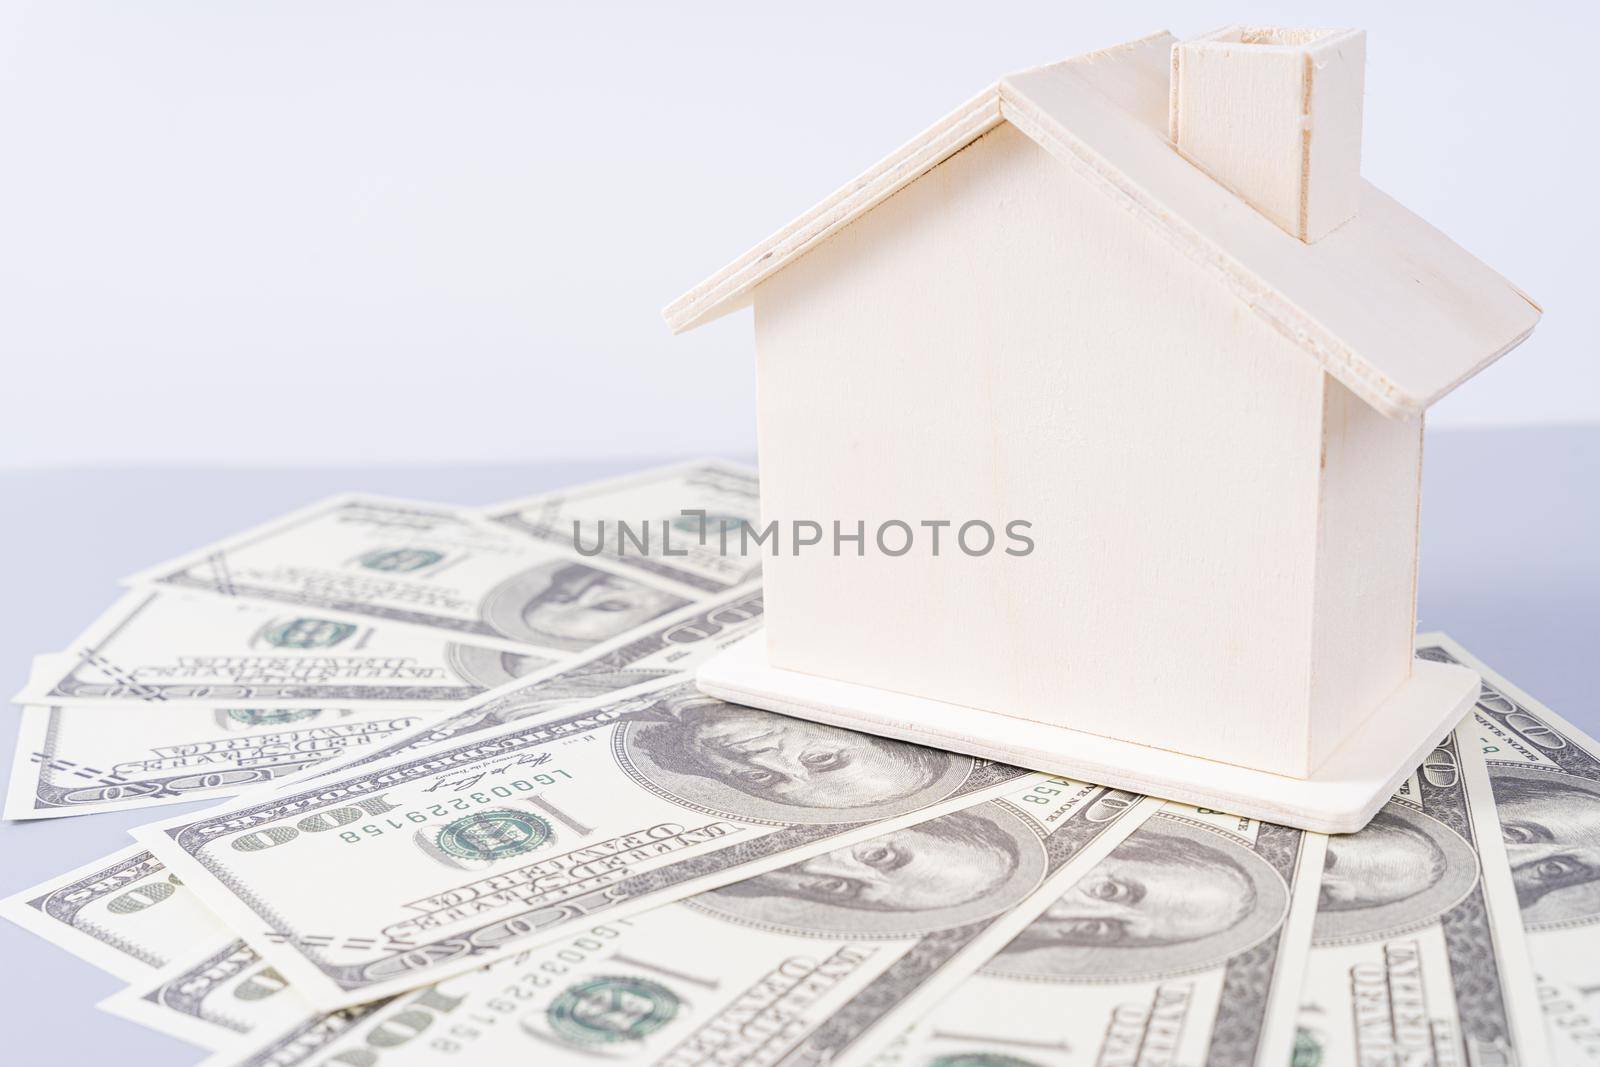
[1019,777,1082,805]
[337,773,571,844]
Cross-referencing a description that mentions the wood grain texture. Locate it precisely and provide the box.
[669,27,1536,794]
[662,87,1002,333]
[1306,377,1424,770]
[668,30,1540,418]
[1001,37,1537,418]
[755,120,1328,777]
[698,633,1479,833]
[1171,27,1365,242]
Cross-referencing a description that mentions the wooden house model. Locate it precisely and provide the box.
[665,28,1540,831]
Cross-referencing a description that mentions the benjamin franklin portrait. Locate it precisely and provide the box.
[619,687,975,824]
[1491,765,1600,927]
[688,805,1047,937]
[1312,804,1479,944]
[481,561,688,652]
[1320,809,1447,911]
[983,818,1289,981]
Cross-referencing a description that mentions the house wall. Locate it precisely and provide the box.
[1307,379,1423,769]
[752,120,1332,776]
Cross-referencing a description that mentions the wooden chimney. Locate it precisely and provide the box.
[1170,27,1366,242]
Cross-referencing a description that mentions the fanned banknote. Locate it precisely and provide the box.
[0,844,230,980]
[201,778,1160,1067]
[16,588,553,708]
[123,494,696,655]
[131,678,1033,1009]
[100,938,317,1052]
[267,583,765,791]
[1426,633,1600,1065]
[199,1003,391,1067]
[484,459,762,593]
[61,587,765,1046]
[1294,713,1551,1066]
[11,466,1593,1067]
[4,703,427,819]
[6,585,763,820]
[879,803,1326,1067]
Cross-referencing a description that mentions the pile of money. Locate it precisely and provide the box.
[2,460,1594,1066]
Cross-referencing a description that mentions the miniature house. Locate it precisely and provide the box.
[666,29,1539,831]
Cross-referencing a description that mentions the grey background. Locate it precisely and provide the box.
[1,428,1595,1061]
[2,1,1595,469]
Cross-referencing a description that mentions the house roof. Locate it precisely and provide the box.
[663,32,1540,419]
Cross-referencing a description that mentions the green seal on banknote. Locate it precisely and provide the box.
[1290,1028,1323,1067]
[545,976,679,1045]
[222,708,323,726]
[435,809,554,861]
[261,617,356,648]
[357,547,444,572]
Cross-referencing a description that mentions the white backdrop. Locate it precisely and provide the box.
[2,1,1593,467]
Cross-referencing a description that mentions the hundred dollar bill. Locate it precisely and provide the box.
[0,844,229,981]
[199,1003,390,1067]
[1294,716,1550,1066]
[17,588,553,708]
[1426,633,1600,1065]
[205,778,1160,1067]
[7,586,763,821]
[267,583,765,790]
[75,581,911,1051]
[124,494,695,656]
[4,702,426,819]
[101,938,317,1052]
[132,677,1033,1010]
[880,804,1326,1067]
[484,459,761,594]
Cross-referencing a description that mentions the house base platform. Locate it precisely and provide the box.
[695,632,1479,834]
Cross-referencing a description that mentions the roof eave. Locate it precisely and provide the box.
[662,86,1003,334]
[665,36,1541,422]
